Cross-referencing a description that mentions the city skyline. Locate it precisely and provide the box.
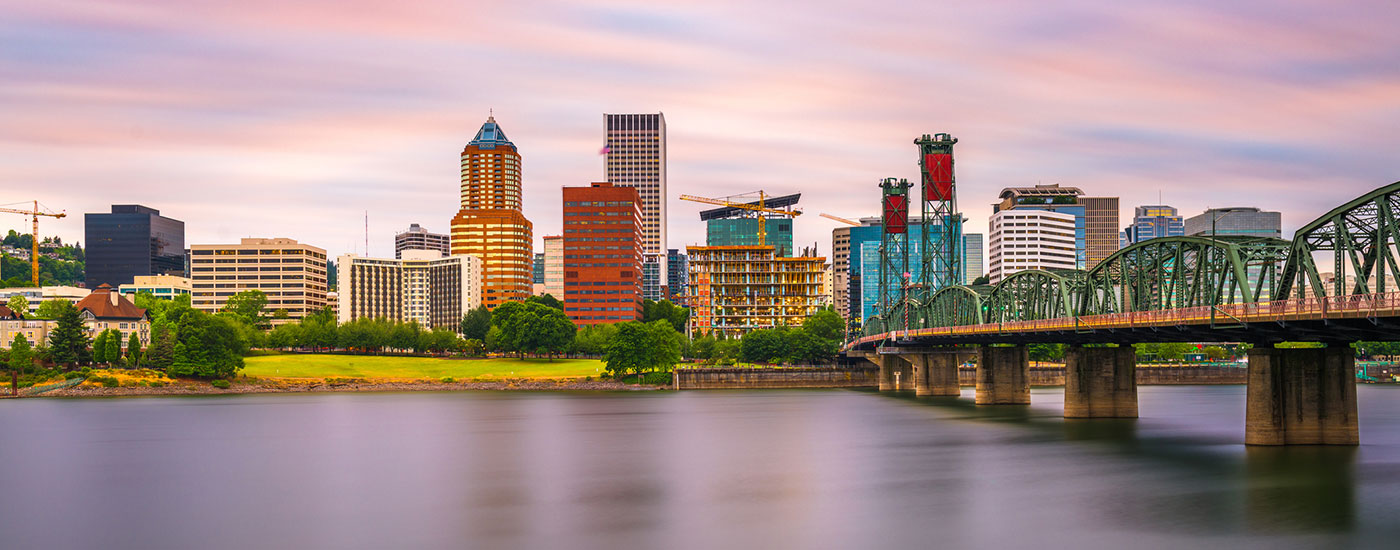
[4,1,1398,262]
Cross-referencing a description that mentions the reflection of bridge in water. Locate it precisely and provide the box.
[848,181,1400,445]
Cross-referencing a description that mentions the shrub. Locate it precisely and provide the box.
[149,381,167,388]
[64,371,87,380]
[99,377,119,388]
[210,379,231,389]
[440,376,456,383]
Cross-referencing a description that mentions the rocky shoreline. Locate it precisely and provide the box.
[39,378,664,397]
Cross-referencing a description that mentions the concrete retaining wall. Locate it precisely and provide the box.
[675,366,880,389]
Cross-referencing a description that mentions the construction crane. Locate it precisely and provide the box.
[680,191,802,245]
[0,201,66,287]
[820,213,861,226]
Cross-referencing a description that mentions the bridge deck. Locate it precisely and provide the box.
[852,291,1400,348]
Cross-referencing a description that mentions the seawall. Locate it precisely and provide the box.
[674,364,1246,389]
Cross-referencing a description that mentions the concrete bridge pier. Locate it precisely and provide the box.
[909,348,962,396]
[1064,345,1138,418]
[976,345,1030,405]
[1246,346,1358,446]
[863,352,914,391]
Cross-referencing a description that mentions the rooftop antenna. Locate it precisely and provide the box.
[364,211,368,256]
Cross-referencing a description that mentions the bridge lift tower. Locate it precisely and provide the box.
[916,133,960,300]
[877,177,912,331]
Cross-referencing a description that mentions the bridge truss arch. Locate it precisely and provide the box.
[1080,236,1291,315]
[984,269,1084,324]
[922,284,991,327]
[1279,181,1400,300]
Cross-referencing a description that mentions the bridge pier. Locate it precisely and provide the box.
[1064,345,1138,418]
[909,348,962,396]
[862,352,913,391]
[976,345,1030,405]
[1246,346,1358,446]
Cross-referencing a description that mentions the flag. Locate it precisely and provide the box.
[599,145,610,155]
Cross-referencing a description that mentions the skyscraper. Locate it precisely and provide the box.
[562,182,644,325]
[1184,207,1282,238]
[962,233,985,284]
[666,248,688,303]
[987,209,1077,283]
[84,205,185,288]
[543,235,564,300]
[336,250,482,330]
[605,113,667,299]
[1125,205,1185,244]
[395,223,450,259]
[991,184,1119,269]
[449,114,533,308]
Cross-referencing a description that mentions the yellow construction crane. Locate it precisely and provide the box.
[819,213,861,226]
[680,191,801,244]
[0,201,66,287]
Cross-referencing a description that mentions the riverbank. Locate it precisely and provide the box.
[39,377,660,397]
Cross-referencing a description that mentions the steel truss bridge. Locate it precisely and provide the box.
[851,181,1400,348]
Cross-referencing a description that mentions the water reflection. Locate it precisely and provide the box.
[1245,446,1356,533]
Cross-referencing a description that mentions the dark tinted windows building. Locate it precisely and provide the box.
[84,205,185,288]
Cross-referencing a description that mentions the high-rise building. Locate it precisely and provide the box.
[992,184,1119,269]
[963,233,985,284]
[665,248,688,303]
[531,252,545,295]
[562,182,644,325]
[705,218,794,256]
[450,114,533,308]
[843,216,961,324]
[84,205,185,288]
[1125,205,1185,244]
[189,238,328,322]
[987,209,1077,283]
[395,223,450,259]
[686,245,826,339]
[831,225,855,319]
[543,235,564,300]
[605,113,667,299]
[336,250,481,330]
[1184,207,1282,238]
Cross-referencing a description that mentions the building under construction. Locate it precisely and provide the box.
[685,244,826,339]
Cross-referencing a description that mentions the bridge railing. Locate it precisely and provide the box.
[849,290,1400,347]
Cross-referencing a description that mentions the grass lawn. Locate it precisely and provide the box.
[242,353,606,381]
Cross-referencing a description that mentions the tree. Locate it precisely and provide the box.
[525,294,563,311]
[1028,343,1066,362]
[460,305,492,341]
[572,323,618,356]
[604,321,681,380]
[6,294,28,316]
[971,275,991,286]
[268,323,301,349]
[166,311,246,378]
[145,320,177,370]
[484,325,504,352]
[46,300,90,366]
[92,330,110,364]
[104,329,123,366]
[388,321,420,352]
[33,298,71,320]
[126,333,142,366]
[740,328,790,364]
[802,308,844,342]
[642,299,689,333]
[8,333,32,374]
[788,330,839,364]
[220,290,270,329]
[497,302,575,359]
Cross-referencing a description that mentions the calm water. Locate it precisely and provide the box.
[3,386,1400,550]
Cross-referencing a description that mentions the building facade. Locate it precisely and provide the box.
[830,225,855,319]
[0,286,90,316]
[705,218,794,257]
[450,115,534,308]
[84,205,185,289]
[604,113,667,300]
[1125,205,1186,244]
[1184,207,1282,238]
[963,233,985,284]
[988,209,1077,283]
[336,250,481,329]
[189,238,329,322]
[686,245,826,339]
[395,223,450,259]
[992,184,1119,269]
[543,235,564,300]
[666,248,687,303]
[561,182,644,325]
[75,284,150,348]
[117,275,192,299]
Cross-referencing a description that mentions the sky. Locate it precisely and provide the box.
[2,0,1398,261]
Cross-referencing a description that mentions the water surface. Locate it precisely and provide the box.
[2,386,1399,549]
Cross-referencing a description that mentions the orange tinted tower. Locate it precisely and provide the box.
[450,114,533,308]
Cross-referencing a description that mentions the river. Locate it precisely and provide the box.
[2,386,1399,549]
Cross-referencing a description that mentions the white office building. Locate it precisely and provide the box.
[337,250,481,330]
[988,210,1077,283]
